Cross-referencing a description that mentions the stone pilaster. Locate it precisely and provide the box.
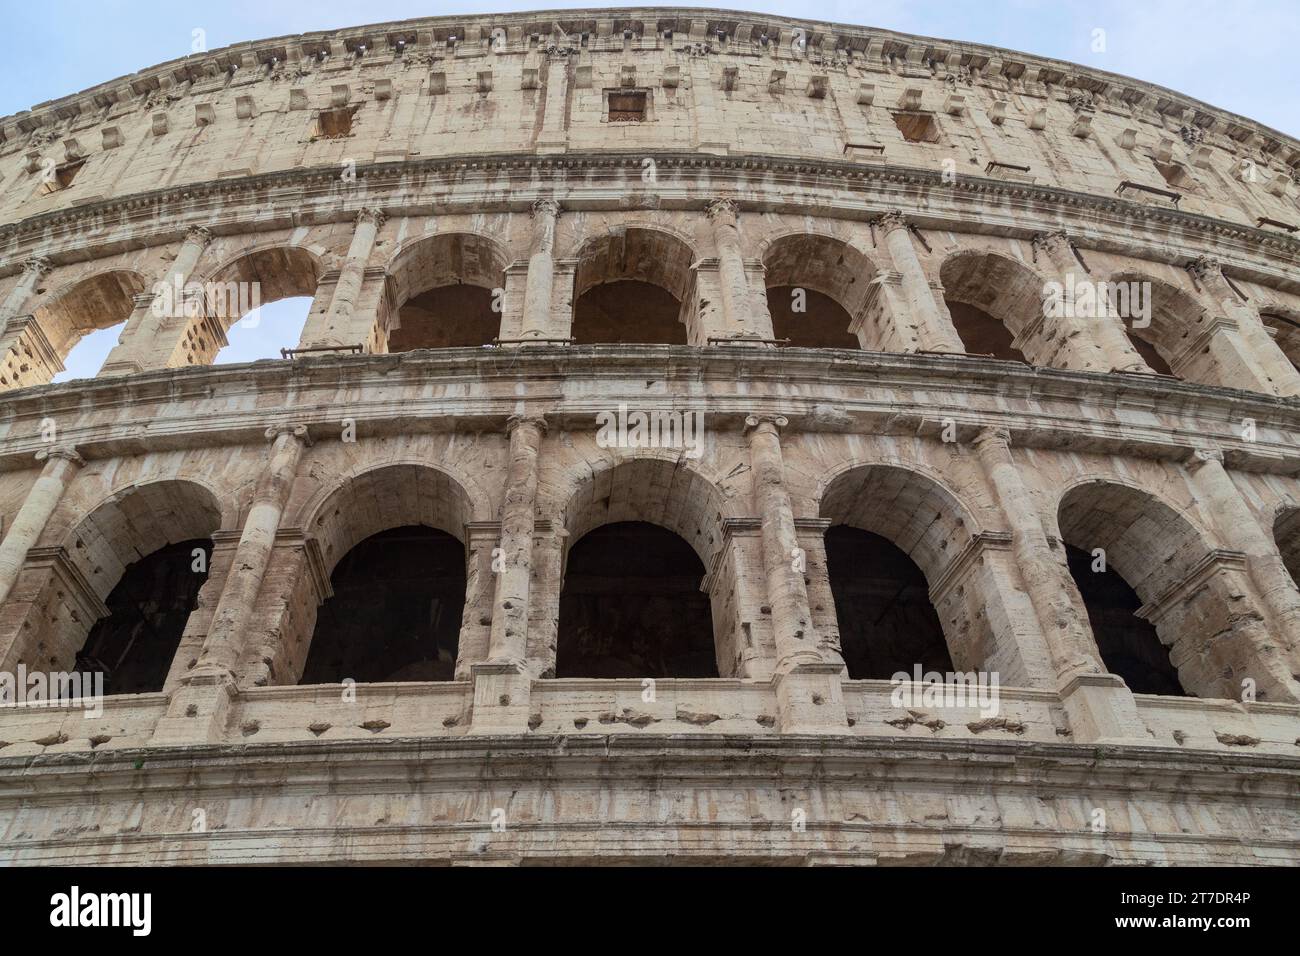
[0,446,83,611]
[706,199,772,340]
[875,211,964,353]
[0,257,53,325]
[972,427,1146,742]
[518,199,560,340]
[99,227,213,376]
[298,209,386,350]
[745,415,847,734]
[1186,256,1300,396]
[152,424,310,744]
[1030,231,1144,372]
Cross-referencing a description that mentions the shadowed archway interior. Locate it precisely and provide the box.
[301,525,465,683]
[556,521,716,678]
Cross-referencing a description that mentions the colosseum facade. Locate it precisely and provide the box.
[0,7,1298,867]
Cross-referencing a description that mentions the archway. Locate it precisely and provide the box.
[8,480,222,689]
[386,233,508,350]
[30,270,146,385]
[1262,312,1300,371]
[820,464,975,674]
[1107,272,1205,379]
[299,525,465,683]
[1057,481,1207,696]
[205,246,323,365]
[938,252,1034,362]
[762,234,871,349]
[1273,505,1300,588]
[571,228,694,344]
[556,521,715,677]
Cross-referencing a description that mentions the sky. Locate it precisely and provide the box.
[4,0,1296,380]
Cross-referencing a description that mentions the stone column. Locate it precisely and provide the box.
[875,211,964,353]
[972,427,1145,741]
[1186,447,1300,647]
[152,425,310,745]
[0,257,53,324]
[298,209,385,350]
[745,415,847,733]
[100,226,212,376]
[518,200,560,340]
[706,199,772,340]
[0,446,83,609]
[1030,231,1144,373]
[471,416,545,733]
[1187,256,1300,396]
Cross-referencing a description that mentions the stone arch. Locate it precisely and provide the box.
[570,226,696,344]
[1272,501,1300,588]
[1105,270,1206,377]
[200,244,325,324]
[818,462,985,677]
[552,455,732,678]
[1054,477,1225,697]
[761,233,877,348]
[384,232,511,350]
[295,462,480,685]
[1259,307,1300,371]
[938,249,1037,362]
[23,269,149,384]
[3,478,223,690]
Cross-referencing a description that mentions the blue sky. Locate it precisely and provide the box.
[5,1,1294,380]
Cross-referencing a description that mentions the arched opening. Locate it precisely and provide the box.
[825,525,952,679]
[29,270,146,386]
[296,463,476,685]
[206,247,322,365]
[386,233,508,350]
[939,253,1036,363]
[1057,481,1209,697]
[762,234,873,349]
[300,525,465,683]
[10,480,222,686]
[556,521,715,678]
[1261,312,1300,372]
[820,465,974,675]
[554,457,727,677]
[571,228,694,344]
[78,539,211,695]
[1063,543,1184,696]
[1273,506,1300,587]
[1108,272,1205,379]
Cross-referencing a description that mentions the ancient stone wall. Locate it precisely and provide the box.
[0,9,1298,865]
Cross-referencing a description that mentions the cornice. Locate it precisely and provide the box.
[2,151,1298,283]
[3,7,1298,169]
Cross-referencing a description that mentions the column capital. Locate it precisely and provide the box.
[1187,445,1225,469]
[1031,230,1072,255]
[1186,255,1223,283]
[264,423,313,446]
[531,199,561,220]
[20,256,54,279]
[184,226,214,248]
[973,425,1012,451]
[355,208,386,229]
[744,413,789,435]
[506,414,548,437]
[874,209,910,234]
[35,444,84,467]
[705,197,740,222]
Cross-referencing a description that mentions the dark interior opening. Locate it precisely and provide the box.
[76,539,211,695]
[609,90,647,122]
[572,280,686,344]
[556,521,715,678]
[825,525,953,679]
[1065,543,1186,696]
[301,525,465,684]
[947,300,1026,361]
[768,286,859,348]
[892,111,940,143]
[1126,330,1176,375]
[389,284,499,350]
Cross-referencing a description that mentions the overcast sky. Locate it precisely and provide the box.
[5,0,1294,379]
